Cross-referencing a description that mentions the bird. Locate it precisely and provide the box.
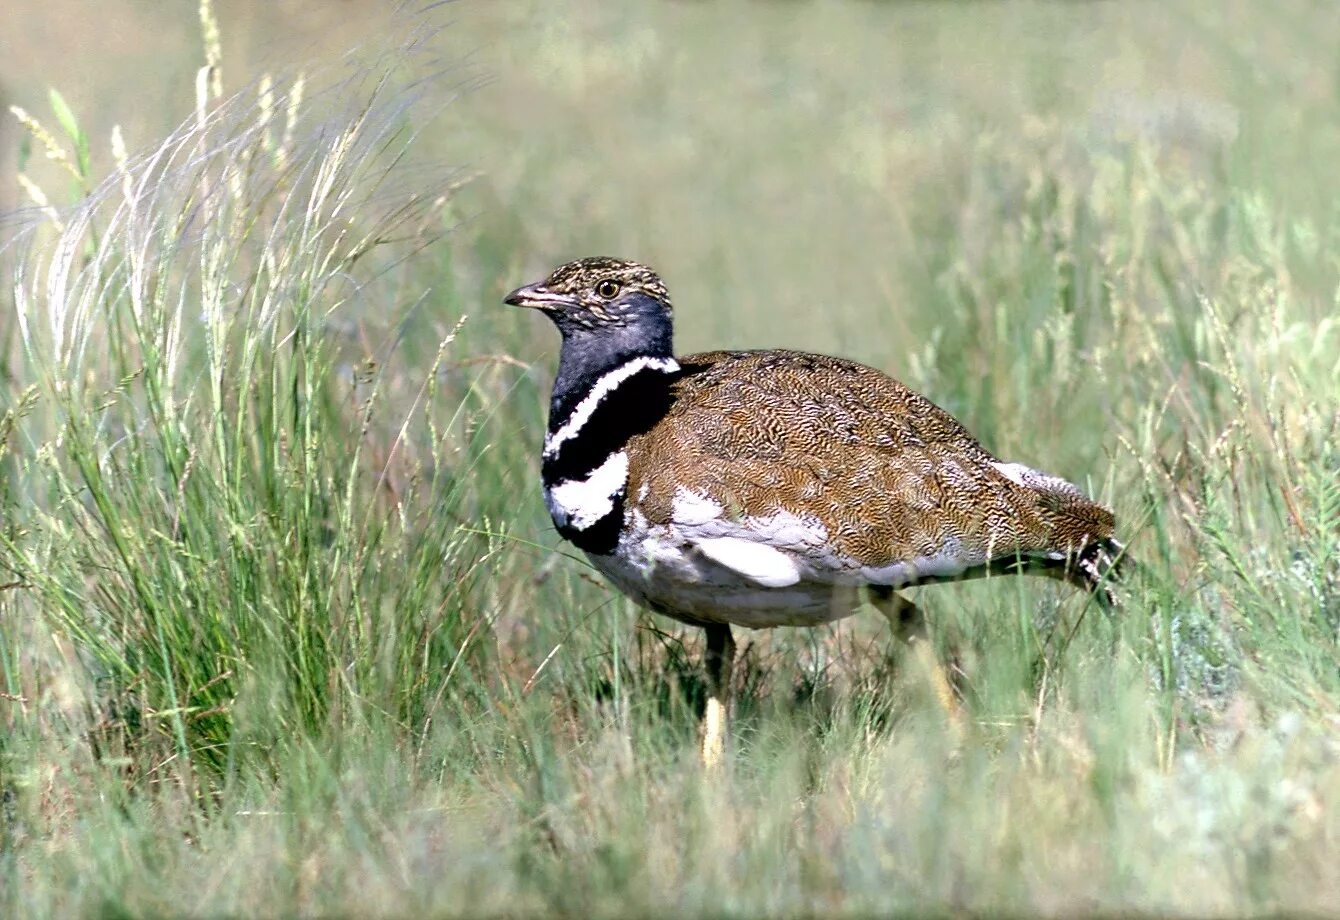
[505,256,1124,767]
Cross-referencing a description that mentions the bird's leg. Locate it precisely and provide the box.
[870,585,927,643]
[867,586,962,729]
[701,624,735,770]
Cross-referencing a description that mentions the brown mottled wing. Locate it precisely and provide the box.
[625,349,1114,569]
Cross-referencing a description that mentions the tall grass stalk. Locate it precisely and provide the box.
[0,20,496,801]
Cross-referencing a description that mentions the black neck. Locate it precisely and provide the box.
[548,315,675,428]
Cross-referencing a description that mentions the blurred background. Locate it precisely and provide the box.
[6,1,1334,349]
[8,0,1334,459]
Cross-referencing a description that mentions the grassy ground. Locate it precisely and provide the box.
[2,1,1338,915]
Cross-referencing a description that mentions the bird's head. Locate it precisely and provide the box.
[504,257,672,339]
[507,257,677,401]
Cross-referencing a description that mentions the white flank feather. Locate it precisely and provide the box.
[692,537,803,588]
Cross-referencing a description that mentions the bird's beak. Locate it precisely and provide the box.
[503,282,570,311]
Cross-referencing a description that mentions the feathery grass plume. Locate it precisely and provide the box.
[0,11,488,792]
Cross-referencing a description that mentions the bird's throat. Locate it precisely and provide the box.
[549,321,674,425]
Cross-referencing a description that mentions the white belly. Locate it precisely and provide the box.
[575,486,983,630]
[588,510,863,629]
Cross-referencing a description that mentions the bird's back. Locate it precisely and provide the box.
[622,349,1116,581]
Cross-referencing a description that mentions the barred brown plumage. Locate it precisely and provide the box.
[506,256,1124,767]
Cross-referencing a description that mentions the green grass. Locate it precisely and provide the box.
[2,0,1338,915]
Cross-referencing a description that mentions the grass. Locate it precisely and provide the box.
[1,0,1338,915]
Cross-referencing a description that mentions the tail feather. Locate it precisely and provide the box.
[977,536,1126,609]
[899,536,1128,609]
[1070,535,1127,610]
[994,461,1126,608]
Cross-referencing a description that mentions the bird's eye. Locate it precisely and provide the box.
[595,279,621,299]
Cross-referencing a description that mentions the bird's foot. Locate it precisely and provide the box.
[869,587,965,737]
[701,694,728,770]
